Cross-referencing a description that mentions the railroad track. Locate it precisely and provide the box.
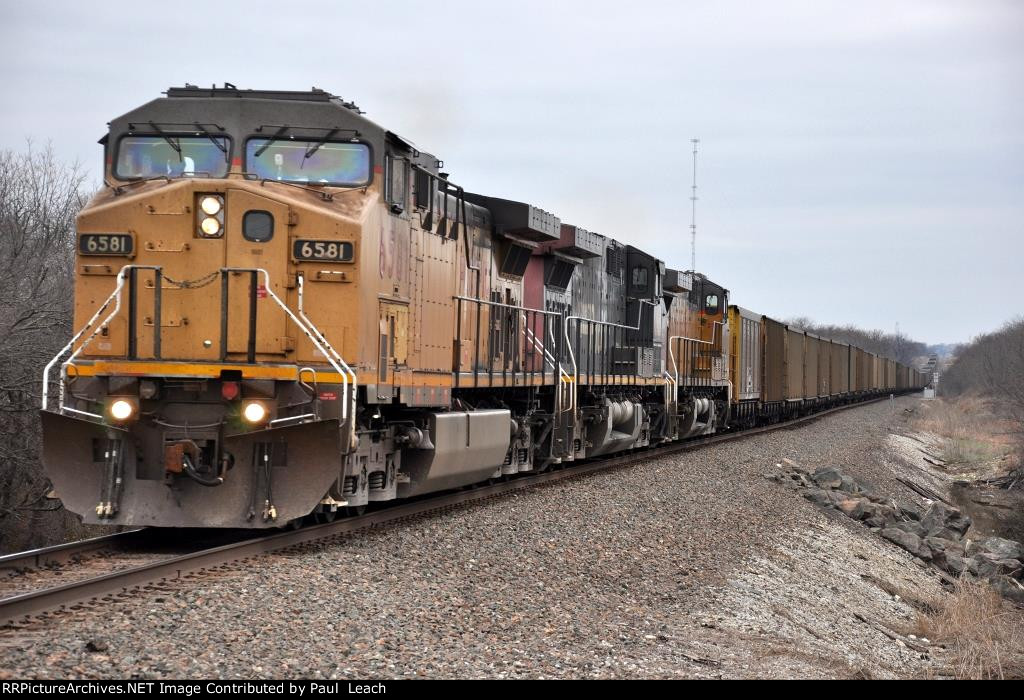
[0,396,891,624]
[0,527,266,609]
[0,529,147,574]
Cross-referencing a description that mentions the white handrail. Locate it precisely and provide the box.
[227,268,356,448]
[296,274,358,448]
[662,369,677,399]
[44,266,358,451]
[662,370,677,437]
[453,295,561,316]
[452,294,574,420]
[42,266,131,411]
[668,320,725,386]
[520,312,572,419]
[522,319,567,377]
[563,300,658,412]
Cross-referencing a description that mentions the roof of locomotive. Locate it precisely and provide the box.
[106,86,713,283]
[103,84,437,172]
[166,85,364,110]
[109,85,380,136]
[682,270,729,298]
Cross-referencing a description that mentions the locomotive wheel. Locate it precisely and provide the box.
[345,505,367,517]
[313,509,337,524]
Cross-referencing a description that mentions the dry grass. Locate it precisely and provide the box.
[944,437,1005,466]
[913,397,1011,468]
[910,578,1024,679]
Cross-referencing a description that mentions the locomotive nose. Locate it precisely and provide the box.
[41,406,345,528]
[86,181,297,363]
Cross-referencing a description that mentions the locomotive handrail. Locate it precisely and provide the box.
[663,370,677,399]
[662,370,678,436]
[563,300,658,412]
[452,296,563,316]
[42,265,162,414]
[453,296,564,320]
[295,273,358,449]
[222,268,357,449]
[43,266,357,441]
[668,320,725,387]
[522,321,568,378]
[42,272,123,411]
[452,294,568,409]
[522,313,572,418]
[452,295,565,385]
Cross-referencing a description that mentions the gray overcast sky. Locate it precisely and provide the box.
[1,0,1021,344]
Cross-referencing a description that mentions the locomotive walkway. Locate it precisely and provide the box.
[0,396,949,678]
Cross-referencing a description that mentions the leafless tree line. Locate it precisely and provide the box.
[785,317,928,366]
[0,144,89,551]
[941,318,1024,426]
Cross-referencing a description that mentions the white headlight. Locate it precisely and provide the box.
[200,217,222,236]
[110,399,134,421]
[243,401,267,424]
[200,196,222,216]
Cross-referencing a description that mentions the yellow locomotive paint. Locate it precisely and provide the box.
[69,359,468,389]
[728,305,741,403]
[72,170,691,396]
[74,176,369,367]
[70,360,341,382]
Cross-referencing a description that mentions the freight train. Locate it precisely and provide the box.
[40,85,927,528]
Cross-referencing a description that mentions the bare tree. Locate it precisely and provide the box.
[942,318,1024,424]
[0,144,89,552]
[942,318,1024,481]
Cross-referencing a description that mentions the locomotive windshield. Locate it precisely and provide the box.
[245,139,371,186]
[115,135,230,179]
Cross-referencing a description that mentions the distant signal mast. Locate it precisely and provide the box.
[690,138,699,272]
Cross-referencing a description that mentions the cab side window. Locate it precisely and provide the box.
[631,266,648,290]
[704,294,719,314]
[386,155,408,213]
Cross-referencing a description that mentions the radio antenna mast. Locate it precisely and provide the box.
[690,138,699,272]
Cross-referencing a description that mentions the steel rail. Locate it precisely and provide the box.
[0,530,147,575]
[0,395,893,624]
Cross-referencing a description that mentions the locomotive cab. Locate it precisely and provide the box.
[664,271,730,439]
[41,86,407,527]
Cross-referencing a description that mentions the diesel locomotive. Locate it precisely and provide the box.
[40,85,927,528]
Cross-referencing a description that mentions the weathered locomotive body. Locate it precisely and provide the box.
[40,86,926,528]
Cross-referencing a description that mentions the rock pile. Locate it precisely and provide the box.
[778,463,1024,604]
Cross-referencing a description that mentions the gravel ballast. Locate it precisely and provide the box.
[0,396,946,679]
